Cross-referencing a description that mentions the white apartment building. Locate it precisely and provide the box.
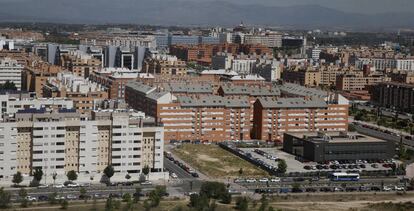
[0,58,23,90]
[211,53,257,74]
[0,109,164,183]
[0,92,74,120]
[244,33,282,48]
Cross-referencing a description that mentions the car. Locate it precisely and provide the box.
[383,186,392,191]
[305,188,317,192]
[66,194,78,200]
[371,164,378,168]
[246,178,256,183]
[371,186,381,191]
[140,181,152,185]
[67,183,79,188]
[38,195,49,201]
[53,184,65,188]
[279,188,290,193]
[191,172,199,178]
[80,183,91,187]
[345,187,357,192]
[37,184,49,189]
[259,178,269,183]
[54,195,66,200]
[303,166,311,170]
[234,178,245,183]
[25,196,37,202]
[270,178,281,183]
[170,173,178,179]
[395,186,405,191]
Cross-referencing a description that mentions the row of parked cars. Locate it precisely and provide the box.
[253,149,279,161]
[255,185,406,194]
[165,152,199,178]
[219,143,279,174]
[234,177,281,183]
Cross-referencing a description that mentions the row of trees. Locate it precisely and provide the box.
[11,164,151,187]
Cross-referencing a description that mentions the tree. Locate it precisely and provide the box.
[221,192,232,204]
[148,186,166,208]
[33,168,43,182]
[103,165,115,182]
[29,179,40,187]
[125,174,131,181]
[199,181,228,200]
[60,199,68,209]
[18,188,28,208]
[142,165,150,181]
[48,192,58,205]
[189,194,210,211]
[80,187,88,201]
[258,195,269,211]
[0,81,17,91]
[0,188,11,209]
[238,168,243,176]
[105,197,114,211]
[292,183,301,192]
[12,171,23,186]
[235,197,249,211]
[277,160,287,174]
[66,170,78,181]
[134,187,142,203]
[143,200,151,211]
[52,172,58,185]
[122,193,132,202]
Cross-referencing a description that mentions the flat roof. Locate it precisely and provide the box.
[286,132,388,144]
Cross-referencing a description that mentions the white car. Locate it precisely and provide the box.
[66,194,78,200]
[53,184,65,188]
[395,186,405,191]
[383,186,392,191]
[37,184,49,189]
[246,178,256,183]
[54,195,65,200]
[259,178,269,183]
[25,196,37,202]
[170,173,178,179]
[67,183,79,188]
[270,177,281,183]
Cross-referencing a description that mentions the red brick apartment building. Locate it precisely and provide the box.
[252,96,349,142]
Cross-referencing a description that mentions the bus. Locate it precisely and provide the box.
[330,172,360,181]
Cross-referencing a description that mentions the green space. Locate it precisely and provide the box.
[172,144,269,178]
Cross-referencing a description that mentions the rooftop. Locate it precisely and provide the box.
[257,97,327,109]
[286,132,387,144]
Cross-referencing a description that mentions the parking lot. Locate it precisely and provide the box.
[238,147,396,173]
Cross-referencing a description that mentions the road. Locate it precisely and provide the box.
[164,158,193,179]
[355,104,412,120]
[351,122,414,150]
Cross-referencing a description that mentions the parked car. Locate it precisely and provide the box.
[270,178,281,183]
[259,178,269,183]
[25,196,37,202]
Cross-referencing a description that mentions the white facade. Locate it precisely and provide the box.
[232,58,256,74]
[0,109,165,183]
[0,58,23,90]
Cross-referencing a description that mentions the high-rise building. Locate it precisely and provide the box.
[0,58,24,90]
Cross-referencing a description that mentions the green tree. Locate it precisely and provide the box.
[292,183,301,192]
[66,170,78,181]
[134,187,142,203]
[12,171,23,186]
[105,197,114,211]
[122,193,132,202]
[143,200,151,211]
[0,188,11,209]
[189,194,210,211]
[104,165,115,182]
[0,81,17,90]
[277,160,287,174]
[52,172,58,185]
[199,181,228,200]
[18,188,28,208]
[238,168,243,176]
[235,197,249,211]
[142,165,150,180]
[60,199,68,209]
[258,195,269,211]
[80,187,87,201]
[49,192,58,205]
[221,192,232,204]
[33,168,43,182]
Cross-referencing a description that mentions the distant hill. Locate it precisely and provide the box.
[1,0,414,29]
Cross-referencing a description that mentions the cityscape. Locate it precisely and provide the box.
[0,0,414,210]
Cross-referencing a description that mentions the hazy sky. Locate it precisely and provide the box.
[1,0,413,14]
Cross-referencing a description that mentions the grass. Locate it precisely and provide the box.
[172,144,269,178]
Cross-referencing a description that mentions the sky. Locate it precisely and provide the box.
[0,0,413,14]
[214,0,414,14]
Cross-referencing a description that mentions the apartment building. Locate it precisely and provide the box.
[21,61,61,96]
[0,91,73,120]
[244,33,282,48]
[0,57,24,90]
[336,73,390,91]
[0,108,164,182]
[282,70,321,87]
[143,54,187,76]
[252,96,349,142]
[125,81,251,142]
[42,72,108,112]
[371,82,414,113]
[60,50,102,78]
[89,68,140,99]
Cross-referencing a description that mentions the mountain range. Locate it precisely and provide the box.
[1,0,413,29]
